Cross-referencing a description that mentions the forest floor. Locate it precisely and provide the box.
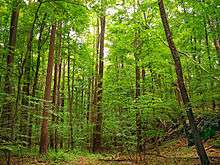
[1,137,220,165]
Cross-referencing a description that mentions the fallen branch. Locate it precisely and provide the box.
[205,145,214,151]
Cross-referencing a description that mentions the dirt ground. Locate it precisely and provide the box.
[1,138,220,165]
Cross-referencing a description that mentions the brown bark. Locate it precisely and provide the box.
[55,24,62,151]
[39,23,56,154]
[60,60,65,149]
[50,28,62,148]
[50,57,58,149]
[0,4,19,139]
[92,15,106,152]
[86,78,91,123]
[158,0,209,164]
[67,32,73,149]
[90,19,99,151]
[90,18,100,123]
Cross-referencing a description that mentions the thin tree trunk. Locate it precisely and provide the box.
[50,54,58,149]
[55,23,62,151]
[39,23,56,154]
[60,60,65,149]
[21,1,42,145]
[90,19,100,151]
[86,77,91,123]
[158,0,209,164]
[28,13,47,148]
[70,58,75,148]
[67,32,73,149]
[90,18,100,123]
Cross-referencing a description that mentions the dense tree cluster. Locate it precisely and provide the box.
[0,0,219,164]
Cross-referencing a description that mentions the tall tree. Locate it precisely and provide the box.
[158,0,209,164]
[0,1,19,139]
[28,12,47,147]
[92,15,106,152]
[21,1,42,145]
[134,34,142,152]
[67,32,74,148]
[55,23,63,150]
[40,23,56,154]
[60,60,66,149]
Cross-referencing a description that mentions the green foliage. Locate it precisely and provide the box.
[0,0,219,159]
[144,129,165,138]
[43,150,73,162]
[212,137,220,148]
[43,149,104,163]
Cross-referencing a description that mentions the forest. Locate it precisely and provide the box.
[0,0,219,164]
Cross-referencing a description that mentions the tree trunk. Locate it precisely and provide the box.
[92,15,106,152]
[21,1,42,145]
[39,23,56,154]
[50,55,58,149]
[28,12,47,148]
[0,4,19,140]
[90,18,100,151]
[158,0,209,164]
[67,32,74,149]
[50,28,62,148]
[55,23,62,151]
[90,18,100,124]
[60,60,66,149]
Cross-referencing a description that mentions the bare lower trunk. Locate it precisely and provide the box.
[67,33,74,149]
[55,23,62,151]
[39,23,56,154]
[92,15,106,152]
[60,60,65,149]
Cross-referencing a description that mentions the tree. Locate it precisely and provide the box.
[40,23,56,154]
[0,0,19,140]
[158,0,209,164]
[92,15,106,152]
